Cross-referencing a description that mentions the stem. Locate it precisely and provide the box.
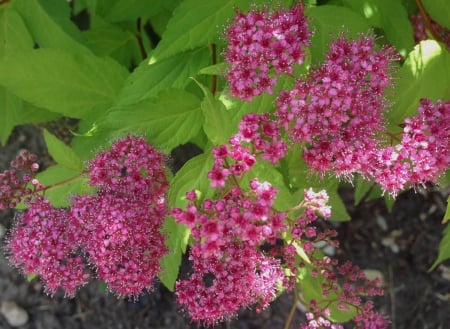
[41,172,85,193]
[415,0,441,42]
[136,18,148,60]
[284,284,301,329]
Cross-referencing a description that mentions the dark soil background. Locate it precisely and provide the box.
[1,125,450,329]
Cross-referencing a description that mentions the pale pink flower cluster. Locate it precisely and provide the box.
[7,136,168,297]
[225,4,310,101]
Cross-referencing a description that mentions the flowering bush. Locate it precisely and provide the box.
[0,0,449,328]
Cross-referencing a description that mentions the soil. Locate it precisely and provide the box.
[1,125,449,329]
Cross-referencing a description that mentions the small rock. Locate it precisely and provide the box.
[0,301,29,327]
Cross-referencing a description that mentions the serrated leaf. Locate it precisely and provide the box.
[102,89,203,151]
[430,222,450,271]
[159,216,191,291]
[306,5,371,64]
[152,0,270,60]
[13,0,89,54]
[0,48,129,119]
[168,151,214,209]
[0,7,33,57]
[422,0,450,30]
[35,165,94,208]
[388,40,450,124]
[43,129,83,172]
[342,0,414,56]
[117,48,210,107]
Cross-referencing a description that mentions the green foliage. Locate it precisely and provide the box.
[422,0,450,29]
[387,40,450,125]
[430,219,450,271]
[101,89,203,151]
[0,48,129,119]
[306,5,371,64]
[43,129,83,172]
[341,0,414,57]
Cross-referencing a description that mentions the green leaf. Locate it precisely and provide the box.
[0,48,129,119]
[388,40,450,124]
[35,165,94,208]
[43,129,83,172]
[151,0,269,60]
[422,0,450,29]
[116,48,211,107]
[102,89,203,151]
[342,0,414,56]
[27,273,37,282]
[430,222,450,271]
[13,0,89,54]
[354,175,383,205]
[299,264,357,322]
[199,63,228,76]
[83,18,141,67]
[194,79,235,145]
[306,5,371,64]
[253,164,297,211]
[442,197,450,224]
[159,216,191,291]
[0,6,33,57]
[0,88,60,145]
[103,0,167,22]
[168,151,215,209]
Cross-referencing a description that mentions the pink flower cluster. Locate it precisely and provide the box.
[172,180,286,325]
[275,35,398,178]
[208,113,287,188]
[7,196,89,297]
[369,98,450,192]
[224,4,310,101]
[6,136,168,297]
[0,150,41,209]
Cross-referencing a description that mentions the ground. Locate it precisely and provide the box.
[1,125,449,329]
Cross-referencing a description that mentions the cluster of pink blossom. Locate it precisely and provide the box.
[275,35,398,179]
[410,14,450,47]
[175,242,283,325]
[208,113,287,188]
[368,98,450,193]
[6,135,168,297]
[172,179,286,324]
[224,4,310,101]
[6,196,89,297]
[0,150,41,209]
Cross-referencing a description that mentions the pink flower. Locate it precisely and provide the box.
[6,196,89,297]
[225,4,311,101]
